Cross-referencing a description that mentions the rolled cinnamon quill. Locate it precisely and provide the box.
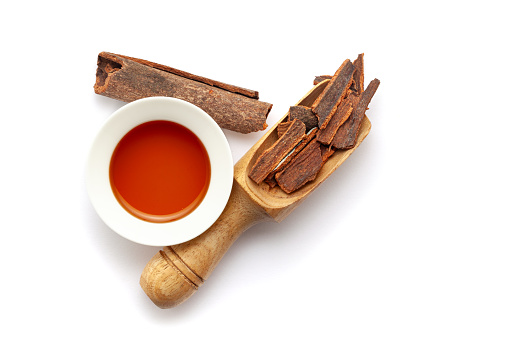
[94,52,272,134]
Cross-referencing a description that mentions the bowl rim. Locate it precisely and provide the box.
[86,97,233,246]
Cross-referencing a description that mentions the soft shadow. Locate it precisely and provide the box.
[84,195,240,320]
[92,94,125,116]
[87,93,379,319]
[84,201,157,274]
[222,129,266,163]
[135,138,379,321]
[222,138,378,279]
[136,279,218,321]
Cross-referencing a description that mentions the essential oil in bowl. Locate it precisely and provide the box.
[109,120,211,223]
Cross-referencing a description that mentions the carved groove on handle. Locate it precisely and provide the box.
[160,247,204,289]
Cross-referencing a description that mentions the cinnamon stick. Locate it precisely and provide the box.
[94,52,272,134]
[248,119,306,184]
[111,53,260,99]
[275,140,323,194]
[332,79,380,149]
[311,60,355,129]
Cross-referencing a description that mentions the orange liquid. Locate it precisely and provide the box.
[109,120,211,223]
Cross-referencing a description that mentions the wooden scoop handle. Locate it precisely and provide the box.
[140,181,270,308]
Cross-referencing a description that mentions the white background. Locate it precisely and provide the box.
[1,1,508,338]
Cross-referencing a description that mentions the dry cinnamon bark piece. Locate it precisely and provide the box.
[316,96,357,145]
[351,53,364,94]
[275,140,323,193]
[288,106,318,131]
[94,52,272,134]
[266,125,317,187]
[277,121,292,138]
[332,79,380,149]
[268,127,318,177]
[313,75,333,85]
[320,144,335,163]
[248,119,306,184]
[111,53,259,99]
[313,53,364,88]
[311,60,355,129]
[264,175,278,188]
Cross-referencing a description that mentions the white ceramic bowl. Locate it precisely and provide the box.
[86,97,233,246]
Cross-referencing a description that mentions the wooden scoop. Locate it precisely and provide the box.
[140,80,371,308]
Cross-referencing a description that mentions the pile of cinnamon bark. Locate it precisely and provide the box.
[248,54,380,193]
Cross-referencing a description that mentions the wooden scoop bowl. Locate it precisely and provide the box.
[140,80,371,308]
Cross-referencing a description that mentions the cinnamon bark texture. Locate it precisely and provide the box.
[351,53,364,94]
[110,53,260,99]
[275,140,323,194]
[316,97,355,145]
[268,127,317,177]
[94,52,272,134]
[320,144,335,163]
[315,54,363,91]
[277,121,292,138]
[248,119,306,184]
[332,79,380,149]
[288,106,318,131]
[313,75,333,85]
[311,60,355,128]
[265,126,317,187]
